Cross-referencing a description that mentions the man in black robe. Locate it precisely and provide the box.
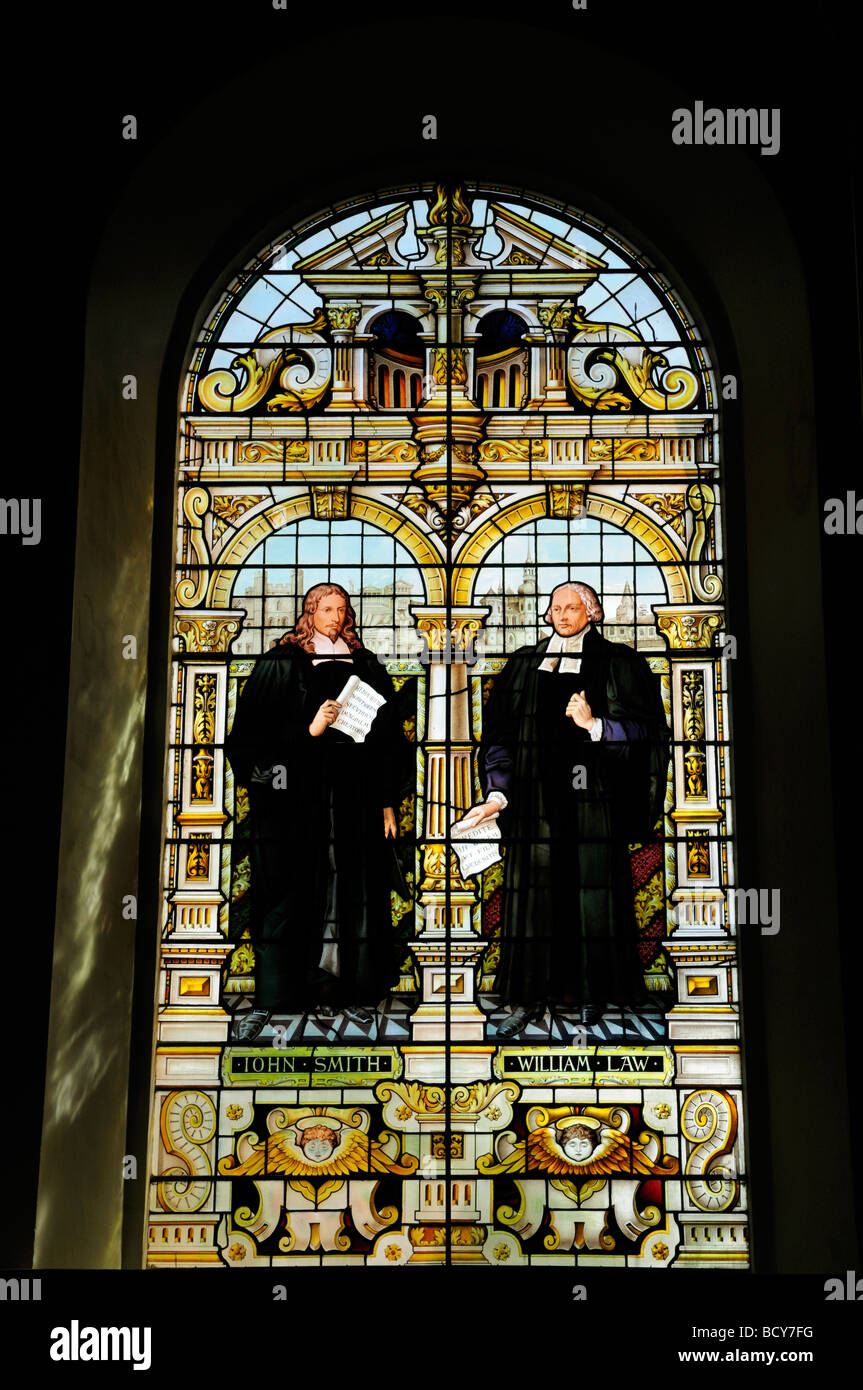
[461,581,668,1035]
[224,583,407,1041]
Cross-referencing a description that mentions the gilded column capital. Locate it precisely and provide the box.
[537,299,576,337]
[410,607,490,653]
[655,606,723,652]
[408,1224,487,1247]
[410,441,487,516]
[326,303,361,334]
[175,610,245,653]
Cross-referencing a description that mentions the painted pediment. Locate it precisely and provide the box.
[294,204,414,273]
[486,203,607,276]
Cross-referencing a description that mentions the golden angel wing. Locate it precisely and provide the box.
[527,1127,578,1175]
[219,1126,364,1177]
[220,1125,417,1177]
[577,1127,677,1177]
[528,1124,675,1177]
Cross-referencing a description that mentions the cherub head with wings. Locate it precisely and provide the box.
[219,1108,419,1179]
[556,1117,602,1165]
[526,1110,678,1178]
[295,1118,340,1164]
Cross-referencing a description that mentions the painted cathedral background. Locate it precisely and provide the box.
[148,182,745,1269]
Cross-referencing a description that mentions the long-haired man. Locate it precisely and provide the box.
[225,583,408,1040]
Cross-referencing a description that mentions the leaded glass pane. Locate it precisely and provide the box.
[153,182,743,1272]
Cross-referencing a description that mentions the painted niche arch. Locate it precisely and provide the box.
[453,494,692,607]
[205,494,446,611]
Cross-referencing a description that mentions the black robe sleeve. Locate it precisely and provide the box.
[600,643,670,841]
[223,647,312,789]
[478,646,529,799]
[354,650,412,809]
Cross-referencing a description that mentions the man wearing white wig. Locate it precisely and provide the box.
[462,580,669,1035]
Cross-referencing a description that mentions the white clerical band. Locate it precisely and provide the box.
[311,634,352,665]
[537,628,589,673]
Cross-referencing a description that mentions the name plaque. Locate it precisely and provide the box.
[493,1046,675,1086]
[222,1046,403,1087]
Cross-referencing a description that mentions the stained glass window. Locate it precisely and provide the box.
[150,182,744,1271]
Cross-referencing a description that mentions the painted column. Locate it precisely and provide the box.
[407,608,490,1052]
[654,604,736,1043]
[537,299,575,408]
[160,611,244,1044]
[325,303,362,409]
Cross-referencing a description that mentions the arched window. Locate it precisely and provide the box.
[477,517,667,653]
[475,308,527,413]
[230,518,425,655]
[152,181,744,1273]
[369,310,425,411]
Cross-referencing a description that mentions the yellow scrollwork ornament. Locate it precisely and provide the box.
[567,318,700,411]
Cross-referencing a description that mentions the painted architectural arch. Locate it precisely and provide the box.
[150,182,744,1270]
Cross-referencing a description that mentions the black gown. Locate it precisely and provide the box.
[225,643,407,1011]
[479,625,669,1008]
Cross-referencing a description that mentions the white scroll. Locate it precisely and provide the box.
[450,814,503,877]
[331,675,386,742]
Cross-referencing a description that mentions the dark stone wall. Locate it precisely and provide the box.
[7,1,857,1273]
